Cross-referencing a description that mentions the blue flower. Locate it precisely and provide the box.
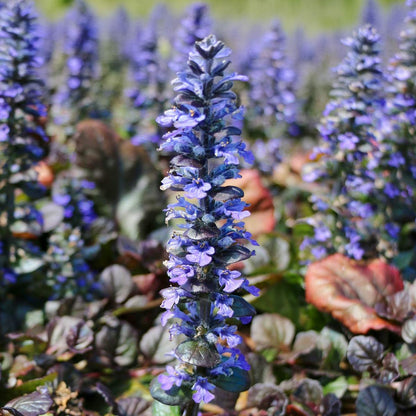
[192,377,215,404]
[186,242,215,267]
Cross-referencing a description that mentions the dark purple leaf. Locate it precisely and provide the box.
[66,320,93,353]
[47,316,85,355]
[139,325,176,364]
[378,353,399,383]
[396,376,416,409]
[95,382,117,412]
[99,264,134,304]
[356,385,396,416]
[5,390,53,416]
[401,354,416,376]
[246,383,288,415]
[292,378,323,406]
[250,313,295,351]
[347,335,384,373]
[95,320,138,367]
[117,396,151,416]
[175,338,221,368]
[321,393,342,416]
[375,290,412,322]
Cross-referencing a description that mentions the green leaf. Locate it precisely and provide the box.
[213,367,251,393]
[151,401,181,416]
[14,257,44,275]
[39,202,64,232]
[252,280,303,326]
[1,373,57,403]
[322,376,348,398]
[393,250,414,270]
[175,338,221,368]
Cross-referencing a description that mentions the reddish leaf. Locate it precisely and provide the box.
[34,161,54,188]
[225,169,275,237]
[305,254,403,334]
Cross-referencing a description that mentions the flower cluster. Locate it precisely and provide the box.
[126,9,167,147]
[52,176,97,231]
[0,0,48,289]
[249,137,282,176]
[52,0,99,127]
[302,25,388,261]
[45,223,99,300]
[151,35,258,407]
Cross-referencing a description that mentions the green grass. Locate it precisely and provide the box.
[34,0,403,34]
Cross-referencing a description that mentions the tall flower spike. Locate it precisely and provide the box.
[247,20,298,136]
[51,0,99,129]
[0,0,49,290]
[302,25,388,261]
[126,5,168,148]
[361,0,381,27]
[151,35,258,411]
[169,3,212,74]
[376,0,416,264]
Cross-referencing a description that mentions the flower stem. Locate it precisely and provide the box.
[184,400,199,416]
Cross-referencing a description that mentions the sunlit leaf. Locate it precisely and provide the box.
[99,264,134,304]
[250,313,295,351]
[151,401,181,416]
[305,254,403,334]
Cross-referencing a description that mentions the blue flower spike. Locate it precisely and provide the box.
[151,35,258,413]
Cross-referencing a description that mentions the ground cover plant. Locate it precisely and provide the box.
[2,0,416,415]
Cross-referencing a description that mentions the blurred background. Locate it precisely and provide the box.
[35,0,402,33]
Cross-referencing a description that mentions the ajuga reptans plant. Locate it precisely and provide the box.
[302,25,387,261]
[247,20,298,137]
[0,0,48,292]
[150,35,258,413]
[126,7,167,149]
[169,3,212,74]
[51,0,98,130]
[378,0,416,265]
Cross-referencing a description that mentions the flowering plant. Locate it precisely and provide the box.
[150,35,258,413]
